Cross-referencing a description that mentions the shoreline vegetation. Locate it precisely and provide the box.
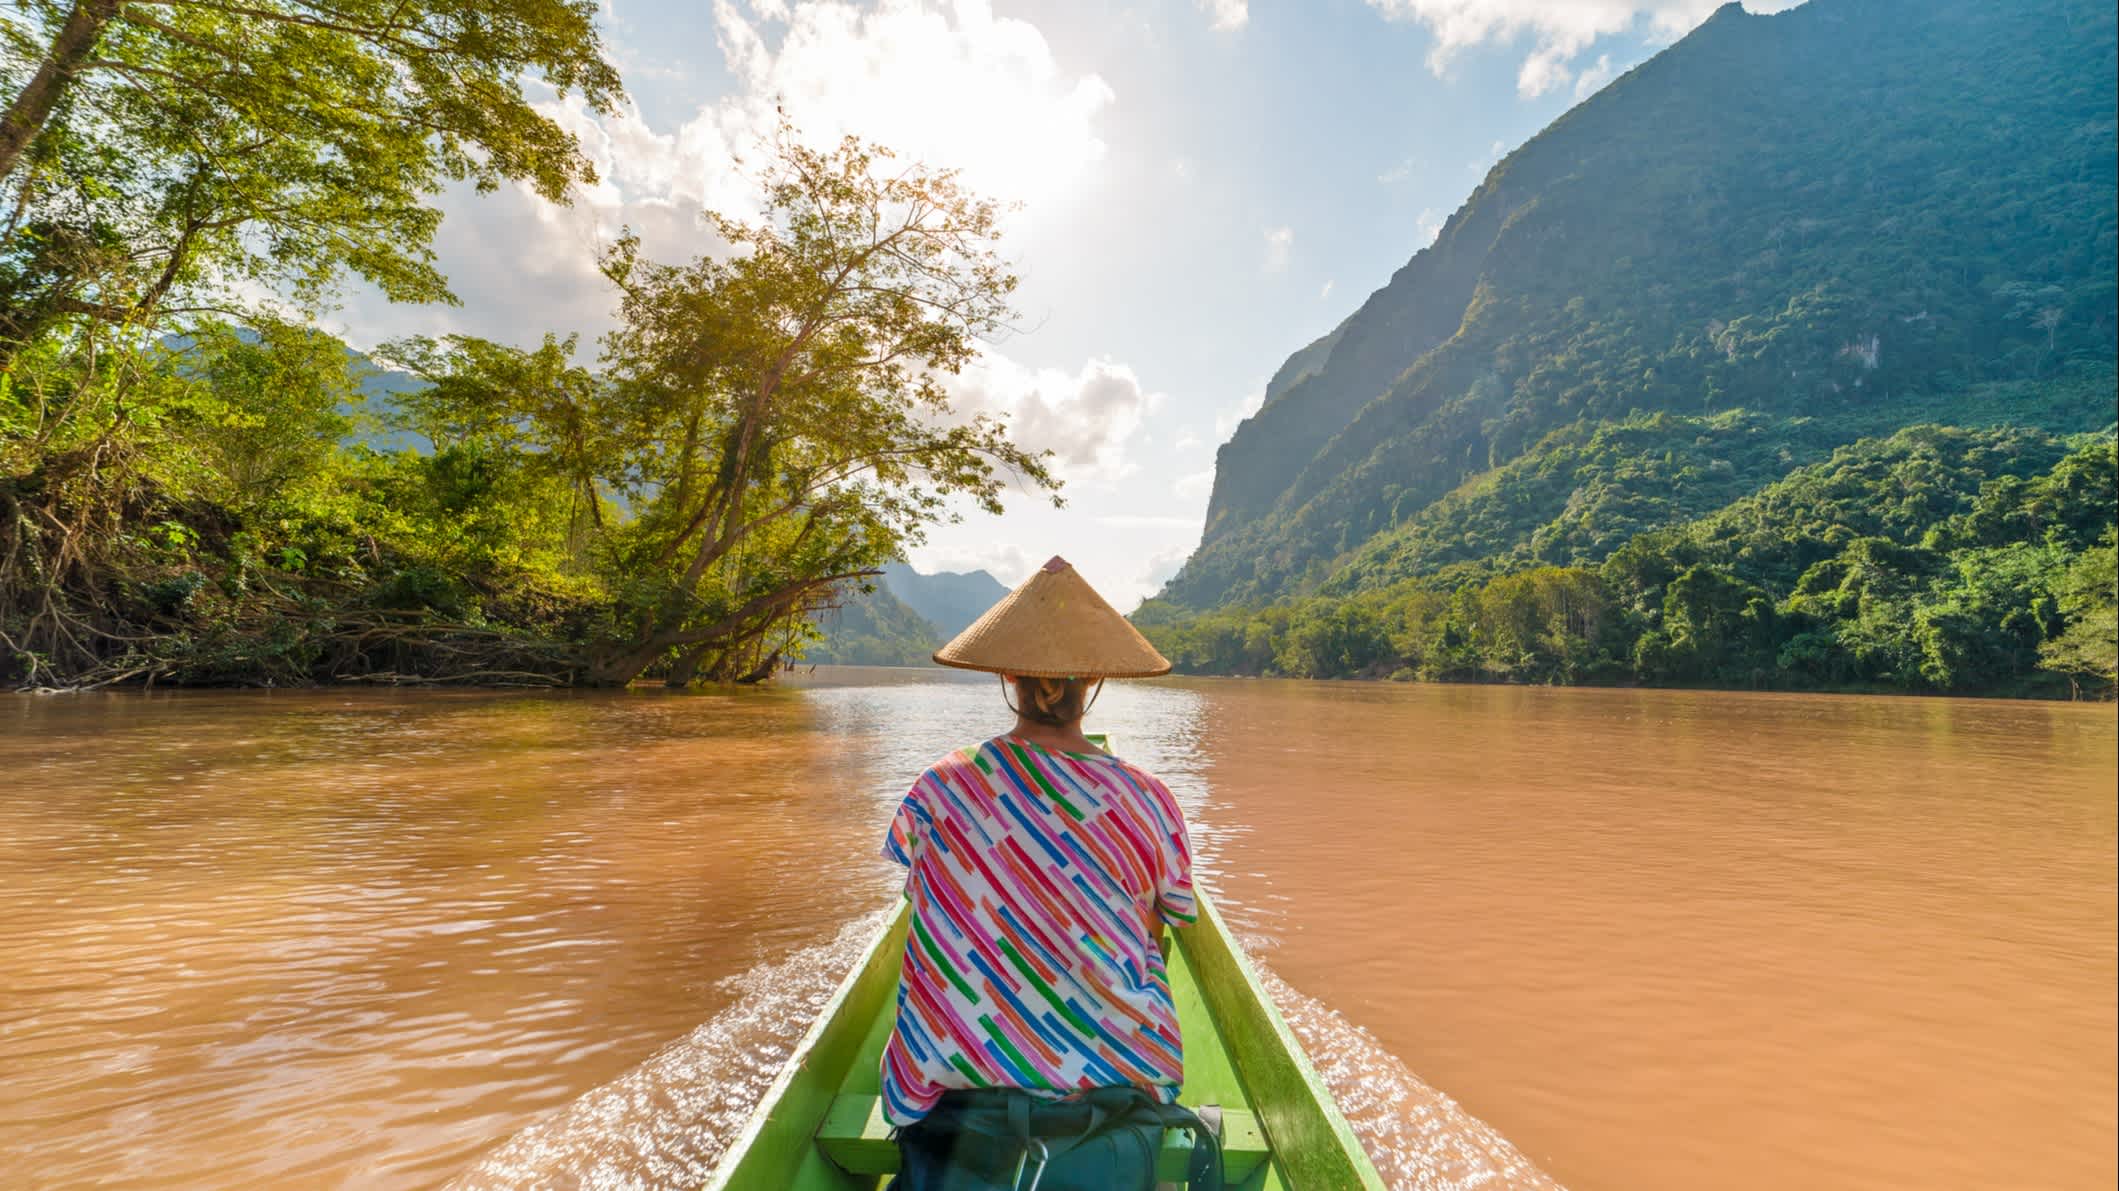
[1135,420,2118,702]
[2,3,1056,692]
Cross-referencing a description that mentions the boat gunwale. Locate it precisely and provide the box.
[699,900,910,1190]
[1184,887,1388,1189]
[699,724,1385,1189]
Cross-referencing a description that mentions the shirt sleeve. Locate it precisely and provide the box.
[1152,783,1197,927]
[880,775,934,869]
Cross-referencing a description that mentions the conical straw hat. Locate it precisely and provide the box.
[933,556,1171,679]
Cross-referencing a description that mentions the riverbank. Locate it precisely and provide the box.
[1135,430,2117,703]
[15,661,2110,702]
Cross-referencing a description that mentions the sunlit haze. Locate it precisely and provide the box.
[326,0,1798,607]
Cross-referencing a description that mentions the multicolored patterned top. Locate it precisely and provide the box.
[877,736,1196,1125]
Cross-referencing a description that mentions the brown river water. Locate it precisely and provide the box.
[1,672,2111,1190]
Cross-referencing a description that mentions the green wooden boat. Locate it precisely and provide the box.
[701,738,1387,1190]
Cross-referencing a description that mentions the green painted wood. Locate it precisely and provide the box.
[700,902,909,1191]
[1177,889,1388,1191]
[699,728,1385,1190]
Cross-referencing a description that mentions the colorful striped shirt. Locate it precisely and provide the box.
[878,736,1196,1125]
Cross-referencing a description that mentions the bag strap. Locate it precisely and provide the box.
[938,1088,1226,1191]
[1145,1098,1224,1191]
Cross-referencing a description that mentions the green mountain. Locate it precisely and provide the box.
[802,565,1008,665]
[1140,0,2117,696]
[1162,0,2114,608]
[803,577,943,666]
[881,561,1009,639]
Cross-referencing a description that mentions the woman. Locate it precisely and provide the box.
[878,557,1219,1191]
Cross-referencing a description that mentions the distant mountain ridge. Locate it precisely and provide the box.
[805,564,1009,665]
[806,575,939,666]
[881,562,1009,640]
[1158,0,2116,612]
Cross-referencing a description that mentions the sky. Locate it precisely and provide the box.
[326,0,1798,610]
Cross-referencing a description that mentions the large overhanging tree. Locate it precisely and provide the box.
[1,0,617,683]
[0,0,620,341]
[2,2,1058,688]
[390,134,1060,687]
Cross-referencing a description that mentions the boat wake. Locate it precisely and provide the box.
[451,909,1563,1190]
[1253,963,1564,1190]
[449,911,890,1191]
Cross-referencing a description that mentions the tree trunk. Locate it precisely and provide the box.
[663,642,712,688]
[0,0,121,181]
[584,572,862,686]
[583,639,666,687]
[733,650,780,684]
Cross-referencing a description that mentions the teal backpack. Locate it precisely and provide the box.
[892,1086,1224,1191]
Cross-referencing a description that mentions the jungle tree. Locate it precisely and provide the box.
[391,133,1059,686]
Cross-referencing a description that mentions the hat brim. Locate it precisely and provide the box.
[929,557,1173,680]
[930,652,1171,680]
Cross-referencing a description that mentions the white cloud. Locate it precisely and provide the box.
[1197,0,1249,32]
[946,353,1160,481]
[1363,0,1801,98]
[1319,279,1335,301]
[1572,52,1619,98]
[1174,467,1216,501]
[325,174,714,350]
[1516,42,1578,96]
[707,0,1115,207]
[1173,430,1202,451]
[1132,543,1194,605]
[1098,514,1203,529]
[1263,225,1294,272]
[335,0,1116,356]
[1377,155,1419,184]
[1414,206,1446,248]
[908,539,1040,585]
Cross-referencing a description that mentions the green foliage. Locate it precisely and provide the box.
[1168,0,2117,612]
[386,132,1056,686]
[1275,600,1391,679]
[801,578,942,667]
[1141,428,2118,698]
[0,0,621,332]
[0,128,1056,688]
[2039,529,2119,691]
[1152,0,2110,703]
[0,0,634,687]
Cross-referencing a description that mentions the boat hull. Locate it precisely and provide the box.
[702,887,1385,1189]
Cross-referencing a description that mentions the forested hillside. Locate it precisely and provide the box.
[1141,428,2115,695]
[878,562,1008,640]
[799,564,1007,665]
[1140,0,2117,697]
[802,577,940,666]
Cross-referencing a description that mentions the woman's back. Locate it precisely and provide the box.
[879,734,1195,1126]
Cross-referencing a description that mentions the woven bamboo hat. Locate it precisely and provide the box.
[933,556,1171,679]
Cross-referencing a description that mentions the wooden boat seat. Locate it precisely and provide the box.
[814,1093,1272,1182]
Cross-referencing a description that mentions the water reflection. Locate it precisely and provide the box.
[1174,680,2116,1191]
